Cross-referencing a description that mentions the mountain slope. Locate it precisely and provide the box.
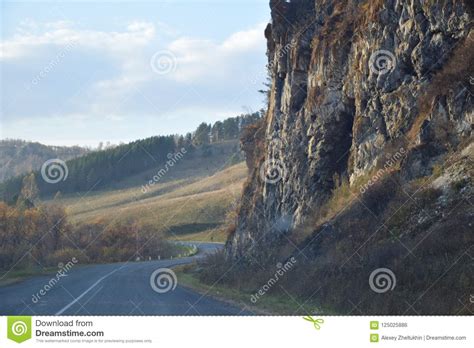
[0,112,261,202]
[0,139,89,183]
[49,160,247,242]
[220,0,473,314]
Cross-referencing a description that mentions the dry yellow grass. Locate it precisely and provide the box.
[49,162,247,242]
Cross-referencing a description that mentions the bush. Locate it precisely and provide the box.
[206,163,472,314]
[0,202,68,270]
[46,248,81,266]
[0,201,177,271]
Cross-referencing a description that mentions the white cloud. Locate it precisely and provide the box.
[221,23,266,52]
[167,22,266,83]
[1,19,267,145]
[0,20,156,59]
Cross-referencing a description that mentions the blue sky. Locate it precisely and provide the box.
[0,0,270,146]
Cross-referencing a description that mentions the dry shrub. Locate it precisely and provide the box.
[206,164,472,314]
[47,248,81,266]
[358,0,385,25]
[0,203,68,270]
[0,200,177,271]
[412,35,474,140]
[68,220,175,263]
[240,119,265,173]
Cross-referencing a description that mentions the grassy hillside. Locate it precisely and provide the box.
[48,147,247,242]
[1,112,262,202]
[0,141,246,275]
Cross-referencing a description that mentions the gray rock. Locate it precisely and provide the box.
[226,0,473,260]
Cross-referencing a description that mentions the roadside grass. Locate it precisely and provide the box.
[173,243,199,258]
[0,246,197,287]
[0,266,59,287]
[175,264,322,315]
[170,227,229,242]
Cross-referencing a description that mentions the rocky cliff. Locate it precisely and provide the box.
[222,0,473,313]
[228,0,472,256]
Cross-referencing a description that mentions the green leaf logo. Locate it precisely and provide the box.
[8,316,32,343]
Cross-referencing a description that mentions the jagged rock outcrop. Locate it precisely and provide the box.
[227,0,473,259]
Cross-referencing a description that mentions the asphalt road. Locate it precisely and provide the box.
[0,242,249,315]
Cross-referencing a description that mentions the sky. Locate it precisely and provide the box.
[0,0,270,147]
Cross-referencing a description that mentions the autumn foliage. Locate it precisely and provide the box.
[0,201,175,272]
[0,202,67,270]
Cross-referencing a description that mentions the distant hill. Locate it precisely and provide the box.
[0,112,261,203]
[0,139,89,183]
[0,135,180,202]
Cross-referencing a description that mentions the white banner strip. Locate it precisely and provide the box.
[1,316,472,347]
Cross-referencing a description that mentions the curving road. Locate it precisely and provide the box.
[0,242,250,315]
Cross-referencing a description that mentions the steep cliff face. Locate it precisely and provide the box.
[227,0,473,259]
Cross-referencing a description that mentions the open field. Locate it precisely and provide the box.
[49,151,247,242]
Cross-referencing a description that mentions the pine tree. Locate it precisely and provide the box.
[193,123,211,145]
